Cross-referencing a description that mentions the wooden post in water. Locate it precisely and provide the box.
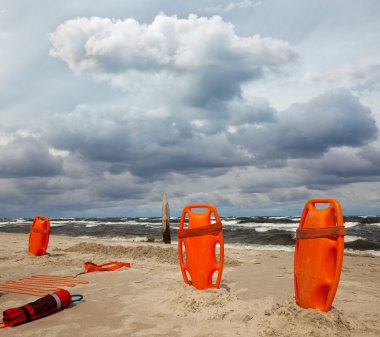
[162,192,171,244]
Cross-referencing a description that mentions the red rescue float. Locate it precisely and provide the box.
[178,204,224,290]
[294,199,346,312]
[28,215,50,256]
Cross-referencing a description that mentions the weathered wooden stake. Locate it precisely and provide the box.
[162,192,171,244]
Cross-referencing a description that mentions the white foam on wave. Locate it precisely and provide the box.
[254,226,296,233]
[236,222,297,229]
[225,243,380,257]
[367,223,380,227]
[344,222,360,228]
[345,248,380,257]
[222,219,240,226]
[50,223,67,227]
[345,235,366,242]
[225,243,294,252]
[85,224,99,228]
[267,216,293,220]
[122,220,161,227]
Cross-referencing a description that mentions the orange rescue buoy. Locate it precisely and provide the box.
[28,215,50,256]
[178,204,224,290]
[294,199,346,312]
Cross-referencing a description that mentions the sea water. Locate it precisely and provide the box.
[0,216,379,256]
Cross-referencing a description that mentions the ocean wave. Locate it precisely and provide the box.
[345,235,366,243]
[254,227,296,233]
[222,220,240,226]
[345,238,380,251]
[85,224,100,228]
[235,222,297,229]
[344,222,361,228]
[225,243,295,252]
[50,223,68,227]
[366,223,380,227]
[1,216,379,253]
[344,248,380,257]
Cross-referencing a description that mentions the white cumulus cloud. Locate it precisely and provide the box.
[49,13,297,107]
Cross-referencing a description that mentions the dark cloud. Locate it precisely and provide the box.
[358,145,380,167]
[0,135,63,178]
[276,89,377,154]
[229,88,378,166]
[298,147,380,179]
[42,88,379,185]
[45,104,255,178]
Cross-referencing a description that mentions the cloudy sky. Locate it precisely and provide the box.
[1,0,380,217]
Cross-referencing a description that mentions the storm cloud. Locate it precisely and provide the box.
[233,88,378,165]
[1,3,380,216]
[0,134,63,178]
[41,88,378,182]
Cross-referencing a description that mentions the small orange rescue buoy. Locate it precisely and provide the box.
[178,204,224,290]
[28,215,50,256]
[294,199,346,312]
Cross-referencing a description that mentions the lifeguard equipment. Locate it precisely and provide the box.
[294,199,346,312]
[28,215,50,256]
[79,261,131,275]
[178,204,224,290]
[1,289,83,327]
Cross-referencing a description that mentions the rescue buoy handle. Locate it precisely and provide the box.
[179,204,220,231]
[184,204,218,214]
[187,204,215,209]
[303,199,344,227]
[70,294,84,303]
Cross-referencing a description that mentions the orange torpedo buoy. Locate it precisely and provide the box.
[28,215,50,256]
[178,204,224,290]
[294,199,346,312]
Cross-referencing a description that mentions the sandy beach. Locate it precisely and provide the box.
[0,232,379,337]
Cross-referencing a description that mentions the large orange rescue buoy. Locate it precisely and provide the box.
[28,215,50,256]
[294,199,346,312]
[178,204,224,290]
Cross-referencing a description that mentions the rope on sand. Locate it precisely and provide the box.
[0,275,89,296]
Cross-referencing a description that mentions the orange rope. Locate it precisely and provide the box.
[0,261,128,297]
[0,275,89,297]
